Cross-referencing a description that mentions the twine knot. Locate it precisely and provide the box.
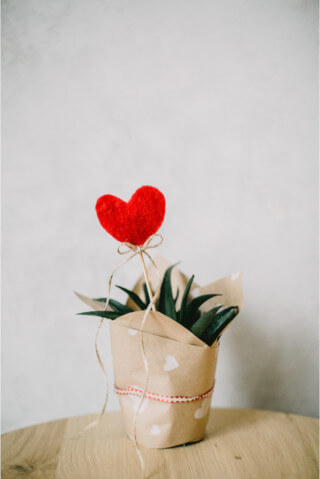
[117,233,163,256]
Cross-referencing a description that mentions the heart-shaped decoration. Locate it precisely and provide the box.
[194,397,211,419]
[96,185,166,246]
[128,328,138,336]
[150,424,161,436]
[163,354,179,371]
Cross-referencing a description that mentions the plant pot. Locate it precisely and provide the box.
[77,257,243,449]
[110,310,219,449]
[109,258,243,449]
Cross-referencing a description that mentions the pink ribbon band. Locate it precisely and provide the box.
[114,383,215,404]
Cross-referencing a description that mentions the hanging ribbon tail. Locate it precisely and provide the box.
[83,233,163,474]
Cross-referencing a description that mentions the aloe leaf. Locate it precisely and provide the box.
[93,298,133,314]
[173,287,180,306]
[115,285,146,310]
[184,294,222,328]
[143,282,150,305]
[77,310,121,320]
[158,264,177,321]
[190,306,222,338]
[108,299,133,314]
[201,306,239,346]
[178,275,194,324]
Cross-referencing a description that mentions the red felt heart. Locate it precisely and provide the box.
[95,185,166,246]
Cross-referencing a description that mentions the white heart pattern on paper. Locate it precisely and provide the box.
[163,355,179,371]
[231,272,241,281]
[194,397,211,419]
[128,328,138,335]
[150,424,161,436]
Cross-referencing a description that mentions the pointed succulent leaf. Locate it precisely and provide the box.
[115,285,146,310]
[181,309,201,329]
[108,299,133,314]
[201,306,239,346]
[173,287,180,306]
[184,294,222,328]
[93,298,133,314]
[178,275,195,324]
[190,306,222,338]
[158,264,177,321]
[143,282,151,305]
[77,310,121,320]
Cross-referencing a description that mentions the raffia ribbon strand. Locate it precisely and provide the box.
[85,233,163,477]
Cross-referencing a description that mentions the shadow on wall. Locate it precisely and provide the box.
[225,307,317,417]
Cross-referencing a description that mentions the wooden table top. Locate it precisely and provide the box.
[2,408,318,479]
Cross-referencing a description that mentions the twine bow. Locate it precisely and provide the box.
[117,233,163,256]
[116,234,163,312]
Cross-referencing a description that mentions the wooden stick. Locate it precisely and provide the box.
[139,252,156,311]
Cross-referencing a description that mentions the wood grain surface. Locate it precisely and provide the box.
[2,408,318,479]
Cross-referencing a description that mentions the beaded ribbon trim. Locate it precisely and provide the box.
[114,383,214,404]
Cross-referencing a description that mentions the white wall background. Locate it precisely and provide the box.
[2,0,318,433]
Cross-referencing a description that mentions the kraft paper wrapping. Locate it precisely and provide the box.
[109,259,243,448]
[78,257,243,449]
[110,311,219,449]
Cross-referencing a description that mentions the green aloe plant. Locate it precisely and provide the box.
[78,265,239,346]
